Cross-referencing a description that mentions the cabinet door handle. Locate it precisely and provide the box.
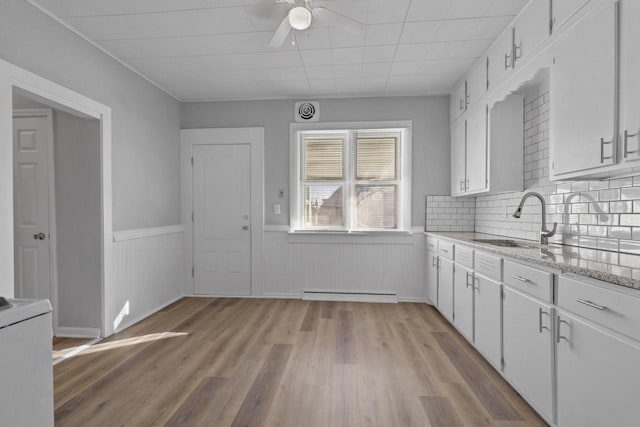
[576,299,607,311]
[538,308,551,333]
[465,92,470,107]
[504,52,511,70]
[465,178,469,191]
[514,42,522,62]
[557,316,570,343]
[473,276,480,292]
[460,98,465,111]
[600,137,614,163]
[459,179,464,191]
[511,275,530,283]
[432,255,437,267]
[623,130,639,158]
[466,272,473,288]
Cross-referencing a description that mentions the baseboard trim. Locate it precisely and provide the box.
[55,327,101,338]
[111,295,183,336]
[303,290,397,303]
[398,297,429,303]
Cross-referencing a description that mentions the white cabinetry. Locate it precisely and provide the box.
[503,286,554,424]
[453,263,474,341]
[451,120,467,196]
[465,106,488,194]
[556,311,640,427]
[550,0,618,178]
[619,0,640,163]
[438,257,454,322]
[451,81,467,121]
[513,0,551,67]
[426,250,438,305]
[552,0,591,31]
[488,28,515,90]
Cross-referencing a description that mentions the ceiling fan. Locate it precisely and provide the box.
[268,0,363,48]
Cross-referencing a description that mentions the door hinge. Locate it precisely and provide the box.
[191,157,194,166]
[192,267,194,278]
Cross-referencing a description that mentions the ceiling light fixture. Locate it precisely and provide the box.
[288,6,312,30]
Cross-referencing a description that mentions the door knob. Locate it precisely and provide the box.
[242,225,249,231]
[33,232,46,240]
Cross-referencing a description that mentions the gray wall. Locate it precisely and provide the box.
[0,0,181,230]
[14,95,102,329]
[182,96,451,226]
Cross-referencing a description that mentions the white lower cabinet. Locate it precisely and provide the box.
[503,286,554,424]
[426,250,438,305]
[453,263,474,340]
[556,310,640,427]
[438,257,454,322]
[473,274,502,368]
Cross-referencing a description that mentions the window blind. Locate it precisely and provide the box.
[304,138,343,180]
[356,137,397,180]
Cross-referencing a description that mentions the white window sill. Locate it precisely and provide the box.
[288,230,413,236]
[286,229,416,245]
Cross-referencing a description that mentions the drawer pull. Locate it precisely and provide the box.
[576,299,607,311]
[432,255,437,267]
[466,272,473,288]
[557,316,570,343]
[512,275,530,283]
[539,308,551,334]
[442,249,449,253]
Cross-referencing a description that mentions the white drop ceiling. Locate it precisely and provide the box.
[30,0,529,102]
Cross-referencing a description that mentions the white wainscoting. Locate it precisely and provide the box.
[111,225,184,335]
[263,227,427,302]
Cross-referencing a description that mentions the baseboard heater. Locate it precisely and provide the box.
[302,290,398,303]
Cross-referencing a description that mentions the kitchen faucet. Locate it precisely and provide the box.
[512,191,557,245]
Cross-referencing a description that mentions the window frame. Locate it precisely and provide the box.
[290,121,412,234]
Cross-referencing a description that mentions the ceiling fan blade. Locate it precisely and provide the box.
[313,7,364,35]
[268,15,292,48]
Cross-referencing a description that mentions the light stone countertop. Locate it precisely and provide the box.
[425,231,640,290]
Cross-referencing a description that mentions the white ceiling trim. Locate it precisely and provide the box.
[25,0,184,102]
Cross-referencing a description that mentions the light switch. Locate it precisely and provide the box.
[274,204,281,214]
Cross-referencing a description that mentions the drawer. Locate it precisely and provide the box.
[426,236,438,252]
[439,240,454,259]
[455,245,474,268]
[558,275,640,342]
[475,252,502,281]
[503,260,553,302]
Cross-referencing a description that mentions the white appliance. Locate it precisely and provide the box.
[0,298,54,427]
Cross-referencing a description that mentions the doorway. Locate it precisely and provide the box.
[181,128,265,297]
[12,91,102,338]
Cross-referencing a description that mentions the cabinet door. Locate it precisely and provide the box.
[557,311,640,427]
[437,257,454,321]
[465,106,488,193]
[466,58,487,106]
[450,80,467,120]
[620,0,640,163]
[552,0,591,31]
[450,121,466,196]
[550,0,617,177]
[453,264,474,341]
[513,0,550,66]
[503,287,554,422]
[487,28,513,91]
[426,251,438,305]
[474,275,502,368]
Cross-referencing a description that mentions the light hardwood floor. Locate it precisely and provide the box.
[54,298,547,426]
[53,337,91,361]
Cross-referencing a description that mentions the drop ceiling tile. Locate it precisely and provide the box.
[331,47,363,65]
[445,0,494,19]
[399,21,441,44]
[419,58,476,75]
[295,27,332,50]
[316,0,368,26]
[299,49,333,66]
[405,0,452,21]
[257,67,308,81]
[329,26,366,48]
[244,3,290,32]
[309,79,336,93]
[332,64,362,78]
[394,43,431,62]
[389,61,423,76]
[474,16,514,39]
[425,39,492,60]
[333,77,363,92]
[360,62,392,77]
[487,0,530,16]
[364,23,403,46]
[366,0,411,24]
[363,45,397,63]
[304,65,334,79]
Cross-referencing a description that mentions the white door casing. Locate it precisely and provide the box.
[13,111,54,302]
[193,144,251,295]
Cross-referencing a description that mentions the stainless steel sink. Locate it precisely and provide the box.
[471,239,538,249]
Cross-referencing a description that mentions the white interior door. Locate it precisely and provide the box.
[13,115,51,301]
[193,144,251,295]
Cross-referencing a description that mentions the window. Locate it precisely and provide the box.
[290,122,412,233]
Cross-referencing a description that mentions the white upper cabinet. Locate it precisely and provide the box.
[620,0,640,163]
[549,0,617,178]
[552,0,591,31]
[513,0,551,66]
[465,106,488,193]
[450,120,466,196]
[487,28,514,91]
[466,58,488,107]
[451,80,467,121]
